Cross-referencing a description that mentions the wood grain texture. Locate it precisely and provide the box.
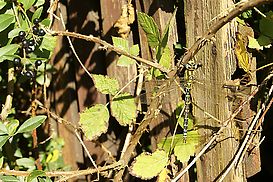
[184,0,247,181]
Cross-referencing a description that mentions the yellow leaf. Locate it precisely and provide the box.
[235,32,250,72]
[157,168,170,182]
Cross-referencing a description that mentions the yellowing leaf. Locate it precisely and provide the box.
[111,93,136,126]
[130,149,168,180]
[92,74,119,95]
[248,36,263,50]
[154,47,172,78]
[79,104,109,140]
[157,168,170,182]
[234,32,250,72]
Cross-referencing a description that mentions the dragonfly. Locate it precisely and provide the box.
[137,68,255,142]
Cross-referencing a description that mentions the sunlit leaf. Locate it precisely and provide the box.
[18,0,35,10]
[6,119,19,136]
[40,34,57,52]
[34,0,45,7]
[117,44,139,66]
[112,36,129,51]
[15,115,47,134]
[79,104,109,140]
[111,93,136,126]
[158,132,199,163]
[234,32,250,72]
[8,28,27,39]
[248,36,263,50]
[92,74,119,95]
[154,47,171,78]
[0,0,7,10]
[137,12,160,48]
[0,44,20,62]
[0,175,19,182]
[32,6,43,22]
[157,168,171,182]
[0,14,14,32]
[0,122,8,135]
[130,149,168,180]
[16,157,35,170]
[27,170,46,182]
[0,135,9,148]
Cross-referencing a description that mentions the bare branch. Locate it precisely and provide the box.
[49,30,170,73]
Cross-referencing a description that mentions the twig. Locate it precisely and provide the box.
[49,30,169,73]
[0,161,122,177]
[0,62,14,121]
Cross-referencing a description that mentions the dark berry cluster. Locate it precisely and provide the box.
[32,18,46,36]
[13,57,43,79]
[13,18,46,56]
[11,18,46,80]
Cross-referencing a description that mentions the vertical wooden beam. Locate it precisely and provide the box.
[184,0,250,181]
[50,4,84,171]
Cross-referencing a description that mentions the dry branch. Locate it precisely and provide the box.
[50,31,169,73]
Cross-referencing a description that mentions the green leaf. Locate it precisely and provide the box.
[161,8,177,49]
[0,135,9,148]
[158,132,199,163]
[36,74,51,87]
[92,74,119,95]
[241,10,252,19]
[117,44,139,66]
[41,18,50,27]
[40,34,56,52]
[0,14,15,32]
[248,36,263,50]
[0,175,19,182]
[15,115,47,134]
[79,104,109,140]
[0,0,7,10]
[111,93,136,126]
[27,170,46,182]
[6,119,19,136]
[257,34,272,46]
[154,47,171,78]
[0,44,20,62]
[18,0,36,10]
[0,156,3,168]
[259,11,273,39]
[137,12,160,48]
[0,122,8,135]
[16,158,35,170]
[34,0,45,7]
[130,149,168,180]
[8,28,27,39]
[112,36,129,51]
[32,7,43,22]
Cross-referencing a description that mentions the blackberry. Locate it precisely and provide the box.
[25,47,33,54]
[38,29,46,36]
[28,39,35,46]
[22,39,29,48]
[18,31,26,39]
[25,70,34,78]
[33,25,39,35]
[35,60,42,67]
[33,18,40,25]
[13,57,21,66]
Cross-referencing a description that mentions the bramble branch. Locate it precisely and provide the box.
[50,30,169,73]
